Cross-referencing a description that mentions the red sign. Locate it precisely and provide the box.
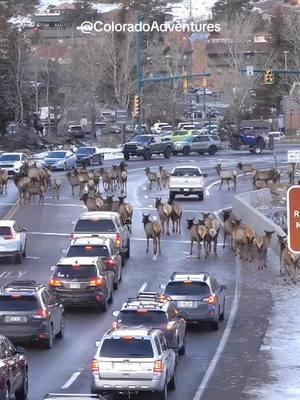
[287,186,300,253]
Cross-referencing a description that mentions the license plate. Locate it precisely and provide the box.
[183,189,190,192]
[117,362,137,371]
[5,316,26,323]
[70,283,81,289]
[178,301,193,308]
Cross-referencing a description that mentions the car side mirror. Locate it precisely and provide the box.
[203,173,208,178]
[21,227,27,232]
[49,265,56,272]
[15,346,25,355]
[95,340,101,348]
[220,285,227,290]
[112,311,119,318]
[159,284,166,290]
[60,248,67,254]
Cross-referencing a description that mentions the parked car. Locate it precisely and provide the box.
[68,125,84,138]
[123,134,173,160]
[71,212,130,261]
[151,123,170,134]
[0,280,65,348]
[172,134,222,156]
[75,147,104,166]
[112,291,186,354]
[61,236,123,288]
[0,220,27,264]
[161,130,194,143]
[0,336,28,400]
[91,327,177,397]
[159,126,174,136]
[95,123,121,135]
[0,153,27,177]
[160,272,226,330]
[169,166,207,201]
[267,131,285,141]
[49,257,114,311]
[133,124,150,134]
[41,150,76,170]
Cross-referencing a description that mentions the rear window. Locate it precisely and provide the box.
[0,295,39,311]
[117,310,168,325]
[172,168,201,177]
[66,245,109,258]
[100,338,154,358]
[164,281,211,296]
[0,227,12,236]
[54,265,97,279]
[74,219,116,233]
[211,135,220,141]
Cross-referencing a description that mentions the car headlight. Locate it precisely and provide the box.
[137,145,144,150]
[175,143,183,149]
[56,160,64,165]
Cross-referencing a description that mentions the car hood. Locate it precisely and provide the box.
[44,158,66,162]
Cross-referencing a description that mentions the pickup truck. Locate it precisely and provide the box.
[169,166,207,201]
[123,134,173,160]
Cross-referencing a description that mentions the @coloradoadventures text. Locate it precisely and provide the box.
[80,21,221,34]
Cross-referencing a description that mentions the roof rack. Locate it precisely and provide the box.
[2,280,44,291]
[170,272,210,281]
[125,292,171,304]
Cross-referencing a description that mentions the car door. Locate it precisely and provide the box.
[47,290,62,334]
[41,290,57,333]
[98,261,113,298]
[4,339,22,390]
[159,334,174,382]
[168,304,185,347]
[0,339,18,391]
[191,136,201,152]
[197,135,210,151]
[14,223,25,249]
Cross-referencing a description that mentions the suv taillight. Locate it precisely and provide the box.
[115,233,122,248]
[105,258,117,268]
[203,295,217,305]
[89,278,103,287]
[3,230,16,240]
[92,359,99,372]
[49,278,62,287]
[153,360,164,373]
[33,308,49,319]
[70,233,74,240]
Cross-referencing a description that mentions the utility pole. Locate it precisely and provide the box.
[135,14,143,135]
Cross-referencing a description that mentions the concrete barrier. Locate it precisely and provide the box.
[232,188,286,256]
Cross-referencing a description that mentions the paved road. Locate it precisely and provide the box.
[0,145,291,399]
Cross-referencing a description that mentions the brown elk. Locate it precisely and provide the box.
[222,210,235,251]
[186,219,206,259]
[116,162,128,194]
[254,230,274,270]
[277,236,300,283]
[111,165,119,190]
[145,167,161,191]
[51,178,62,199]
[142,214,162,258]
[215,163,237,191]
[23,184,45,205]
[99,168,113,192]
[105,195,120,212]
[201,212,221,256]
[0,169,8,195]
[159,166,170,188]
[232,219,255,262]
[80,192,104,211]
[168,199,182,234]
[236,162,255,182]
[118,196,133,233]
[66,170,85,196]
[155,198,172,235]
[252,168,280,188]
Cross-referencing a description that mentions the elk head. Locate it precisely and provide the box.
[186,218,195,230]
[118,195,126,203]
[142,213,151,224]
[155,198,162,208]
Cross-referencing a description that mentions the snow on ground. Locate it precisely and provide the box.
[246,280,300,400]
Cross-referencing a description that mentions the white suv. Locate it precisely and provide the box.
[151,123,170,134]
[0,152,27,176]
[91,327,177,398]
[0,220,27,263]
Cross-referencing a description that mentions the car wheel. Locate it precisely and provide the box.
[164,148,171,159]
[121,255,125,267]
[22,243,26,258]
[108,289,113,304]
[198,193,204,201]
[56,315,65,339]
[254,146,262,154]
[208,145,217,155]
[156,382,168,399]
[99,156,104,165]
[172,151,178,156]
[168,369,176,391]
[119,269,122,282]
[124,153,130,161]
[169,192,175,201]
[211,320,219,331]
[182,147,190,156]
[44,325,54,349]
[100,297,108,312]
[15,252,23,264]
[219,300,225,321]
[178,336,186,355]
[15,369,28,400]
[113,280,118,290]
[126,240,130,259]
[144,149,151,160]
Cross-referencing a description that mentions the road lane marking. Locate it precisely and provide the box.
[0,271,7,278]
[26,256,40,260]
[61,369,83,389]
[138,282,147,292]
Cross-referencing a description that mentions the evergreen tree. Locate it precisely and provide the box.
[212,0,253,21]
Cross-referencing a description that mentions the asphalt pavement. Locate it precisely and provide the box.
[0,144,292,400]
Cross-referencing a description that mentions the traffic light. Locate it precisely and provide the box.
[133,95,140,116]
[264,68,274,85]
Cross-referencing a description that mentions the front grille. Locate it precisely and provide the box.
[124,145,137,152]
[0,164,14,168]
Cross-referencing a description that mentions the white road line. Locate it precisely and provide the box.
[192,216,241,400]
[29,232,69,237]
[0,271,7,278]
[138,282,147,293]
[61,370,83,389]
[26,256,40,260]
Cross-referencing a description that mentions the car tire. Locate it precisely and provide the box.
[219,300,225,321]
[15,252,23,264]
[169,192,175,201]
[124,153,130,161]
[182,147,190,156]
[164,148,171,159]
[198,193,204,201]
[254,146,262,154]
[168,369,176,391]
[15,369,28,400]
[144,149,151,160]
[172,151,178,156]
[56,315,65,339]
[208,145,217,155]
[126,240,130,259]
[211,320,219,331]
[108,289,113,304]
[178,336,186,355]
[156,382,168,399]
[44,325,54,349]
[113,280,118,290]
[22,243,26,258]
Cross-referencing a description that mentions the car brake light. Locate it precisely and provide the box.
[167,322,174,330]
[89,278,103,287]
[70,233,74,240]
[49,278,62,287]
[115,233,122,248]
[121,336,134,341]
[4,230,16,240]
[92,359,99,372]
[183,280,192,284]
[84,246,93,250]
[154,360,164,373]
[105,258,117,267]
[33,309,49,319]
[203,295,217,305]
[137,309,148,313]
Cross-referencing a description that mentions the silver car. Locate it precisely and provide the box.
[173,134,222,156]
[91,327,177,398]
[42,150,76,170]
[0,220,27,264]
[160,272,226,330]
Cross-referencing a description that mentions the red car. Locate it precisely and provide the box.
[0,335,28,400]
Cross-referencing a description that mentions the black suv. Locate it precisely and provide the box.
[0,281,65,349]
[0,336,28,400]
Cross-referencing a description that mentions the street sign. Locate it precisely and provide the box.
[287,186,300,253]
[246,66,254,76]
[81,117,88,126]
[115,110,128,125]
[288,150,300,163]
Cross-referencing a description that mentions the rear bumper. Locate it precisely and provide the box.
[53,290,104,306]
[0,251,21,258]
[1,323,49,342]
[176,306,218,322]
[91,376,165,393]
[169,188,204,195]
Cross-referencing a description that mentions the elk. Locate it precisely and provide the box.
[105,195,121,212]
[111,165,119,190]
[186,219,206,259]
[203,226,218,259]
[155,198,172,235]
[51,178,62,199]
[99,168,113,192]
[223,210,235,250]
[254,230,274,270]
[168,199,182,234]
[145,167,161,191]
[288,164,296,185]
[252,168,280,187]
[142,214,162,258]
[14,175,31,204]
[118,196,133,233]
[80,192,104,211]
[236,162,255,182]
[66,170,84,196]
[232,219,255,262]
[0,169,8,195]
[159,166,170,188]
[278,236,300,283]
[23,184,45,205]
[201,213,221,256]
[215,163,237,191]
[254,180,267,190]
[117,162,128,194]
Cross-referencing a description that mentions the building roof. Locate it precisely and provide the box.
[53,2,75,11]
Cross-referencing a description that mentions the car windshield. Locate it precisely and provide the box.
[164,281,211,296]
[100,338,154,358]
[74,219,116,233]
[54,264,98,279]
[172,168,202,177]
[131,135,150,143]
[77,148,92,155]
[117,310,168,325]
[46,152,66,159]
[66,245,109,258]
[70,126,81,131]
[0,154,20,161]
[0,295,39,311]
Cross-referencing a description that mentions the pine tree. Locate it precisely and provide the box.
[212,0,253,21]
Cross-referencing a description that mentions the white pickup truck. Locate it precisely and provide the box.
[169,166,207,201]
